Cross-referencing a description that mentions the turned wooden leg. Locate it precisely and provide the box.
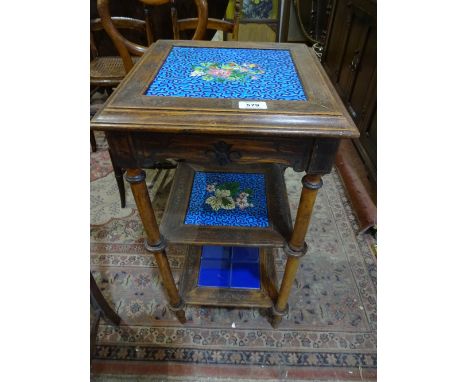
[125,168,186,324]
[272,174,323,328]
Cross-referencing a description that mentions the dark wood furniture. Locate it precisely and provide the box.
[91,40,359,328]
[291,0,334,45]
[321,0,377,182]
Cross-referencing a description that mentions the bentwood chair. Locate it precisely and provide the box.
[97,0,208,73]
[91,16,152,89]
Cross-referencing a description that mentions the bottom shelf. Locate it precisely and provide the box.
[179,245,278,308]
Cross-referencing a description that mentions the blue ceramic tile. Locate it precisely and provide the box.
[198,246,261,289]
[145,46,306,101]
[201,245,232,260]
[198,259,231,287]
[184,171,269,228]
[231,262,261,289]
[232,247,259,263]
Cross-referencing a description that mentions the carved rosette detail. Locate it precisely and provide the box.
[205,141,242,165]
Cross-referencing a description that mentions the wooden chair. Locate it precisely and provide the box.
[171,0,242,41]
[91,16,152,89]
[97,0,208,73]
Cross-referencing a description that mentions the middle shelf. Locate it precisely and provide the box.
[159,162,293,247]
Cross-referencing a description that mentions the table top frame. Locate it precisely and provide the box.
[91,40,359,139]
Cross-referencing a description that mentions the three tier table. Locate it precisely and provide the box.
[91,40,359,328]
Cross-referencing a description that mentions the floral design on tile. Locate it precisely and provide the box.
[190,62,265,82]
[184,171,268,227]
[205,181,254,211]
[205,188,235,211]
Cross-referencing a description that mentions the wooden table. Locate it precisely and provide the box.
[91,40,358,328]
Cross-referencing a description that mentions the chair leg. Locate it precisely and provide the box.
[90,131,97,152]
[115,167,126,208]
[90,272,121,326]
[90,309,100,360]
[108,149,126,208]
[90,272,120,362]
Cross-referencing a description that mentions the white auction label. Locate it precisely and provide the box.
[238,101,267,110]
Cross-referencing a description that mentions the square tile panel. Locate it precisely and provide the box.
[198,259,231,288]
[184,171,269,228]
[145,46,306,101]
[232,247,260,263]
[201,245,231,260]
[198,246,260,290]
[231,262,261,289]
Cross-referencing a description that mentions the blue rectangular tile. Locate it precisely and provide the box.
[145,46,306,101]
[201,245,231,260]
[198,259,231,288]
[230,262,261,289]
[232,247,259,263]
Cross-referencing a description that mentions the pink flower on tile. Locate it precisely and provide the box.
[236,198,250,210]
[208,68,232,78]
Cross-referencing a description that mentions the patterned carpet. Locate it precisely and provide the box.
[90,133,377,381]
